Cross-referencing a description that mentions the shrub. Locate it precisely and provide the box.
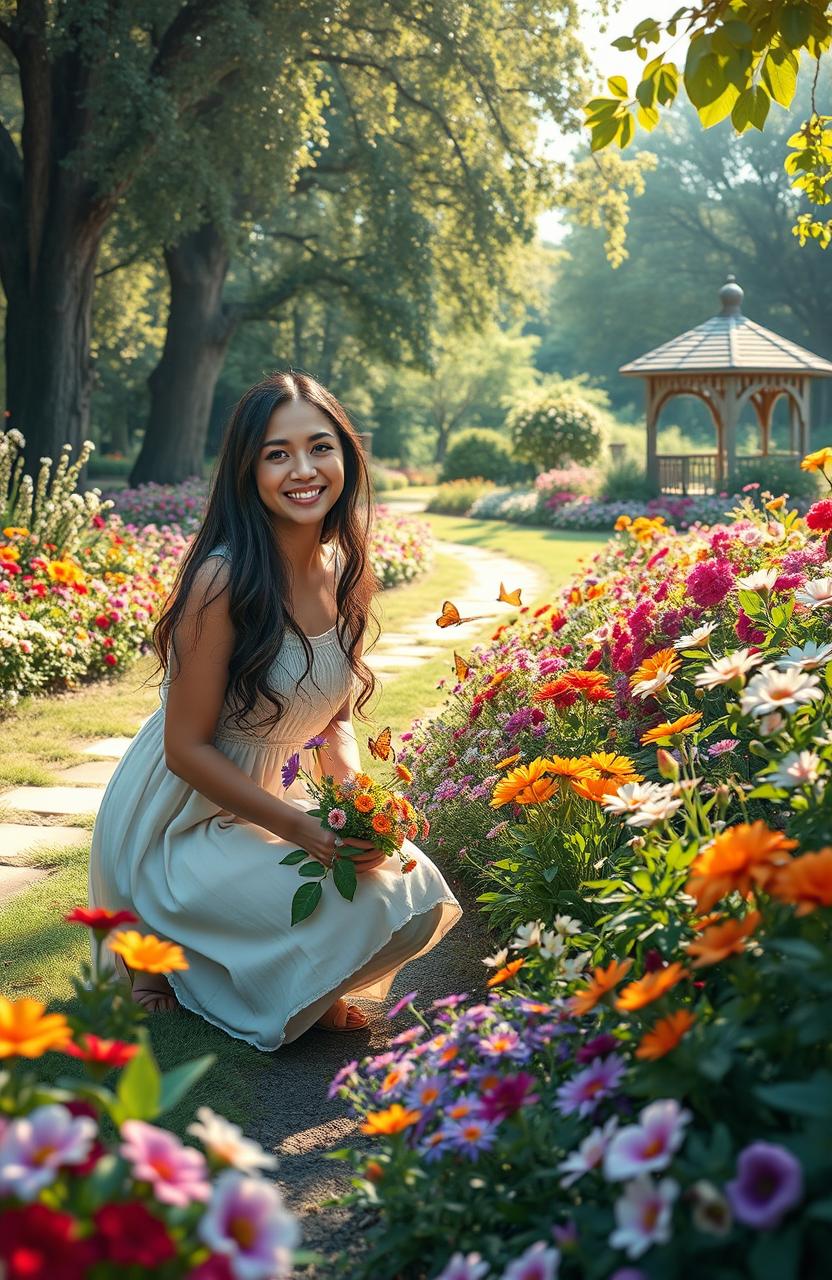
[599,454,660,503]
[400,463,440,486]
[439,428,528,484]
[370,461,410,492]
[535,464,600,511]
[729,453,823,499]
[427,478,497,515]
[507,390,606,472]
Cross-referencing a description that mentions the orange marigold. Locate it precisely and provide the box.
[514,777,559,805]
[686,911,761,968]
[486,957,525,988]
[636,1010,696,1060]
[355,773,374,789]
[770,848,832,915]
[354,793,376,813]
[108,930,189,974]
[490,758,555,808]
[0,996,72,1059]
[395,764,413,784]
[629,648,682,689]
[571,776,622,802]
[495,752,522,771]
[372,813,393,835]
[360,1104,422,1135]
[615,961,688,1011]
[640,712,703,745]
[686,822,798,913]
[569,958,633,1015]
[585,751,642,780]
[544,755,597,780]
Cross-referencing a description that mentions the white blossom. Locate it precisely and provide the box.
[740,664,822,718]
[695,648,764,689]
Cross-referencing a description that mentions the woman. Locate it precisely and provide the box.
[87,371,462,1050]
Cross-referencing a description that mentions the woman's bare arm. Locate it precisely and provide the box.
[163,559,303,841]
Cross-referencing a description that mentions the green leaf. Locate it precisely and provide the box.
[700,79,741,129]
[590,116,623,152]
[755,1071,832,1119]
[291,881,323,925]
[333,855,357,902]
[279,849,308,865]
[635,77,657,110]
[543,866,558,883]
[779,4,813,49]
[607,75,629,100]
[732,85,771,133]
[636,104,660,131]
[761,46,799,108]
[158,1054,216,1115]
[749,1221,801,1280]
[299,861,326,878]
[657,64,679,106]
[111,1037,161,1123]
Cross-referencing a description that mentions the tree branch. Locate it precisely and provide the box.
[0,17,18,54]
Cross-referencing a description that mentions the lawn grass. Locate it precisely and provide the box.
[0,516,607,1132]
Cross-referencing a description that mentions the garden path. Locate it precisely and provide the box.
[0,527,546,1273]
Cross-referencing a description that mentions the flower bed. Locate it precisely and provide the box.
[326,450,832,1279]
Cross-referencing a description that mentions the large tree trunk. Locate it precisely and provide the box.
[130,223,235,486]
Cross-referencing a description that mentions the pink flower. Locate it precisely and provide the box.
[120,1120,211,1207]
[0,1103,97,1200]
[603,1099,691,1181]
[197,1169,299,1278]
[327,807,347,830]
[609,1177,679,1258]
[558,1118,619,1188]
[686,558,735,607]
[555,1055,626,1118]
[500,1240,562,1280]
[806,499,832,532]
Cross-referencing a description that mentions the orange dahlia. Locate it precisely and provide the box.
[770,848,832,915]
[354,793,376,813]
[490,758,556,808]
[685,822,798,913]
[372,813,393,835]
[636,1010,696,1060]
[569,958,633,1015]
[640,712,703,745]
[615,961,688,1011]
[686,912,761,968]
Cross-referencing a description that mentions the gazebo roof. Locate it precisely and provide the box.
[620,277,832,378]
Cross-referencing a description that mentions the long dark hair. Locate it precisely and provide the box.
[152,371,380,729]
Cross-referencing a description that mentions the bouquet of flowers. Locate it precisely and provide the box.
[279,735,430,925]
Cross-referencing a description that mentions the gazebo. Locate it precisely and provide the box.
[619,276,832,495]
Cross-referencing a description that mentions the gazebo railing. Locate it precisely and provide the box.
[657,454,720,495]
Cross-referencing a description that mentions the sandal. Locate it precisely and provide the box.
[124,964,179,1014]
[315,997,370,1033]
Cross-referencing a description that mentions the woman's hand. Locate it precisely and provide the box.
[287,810,387,874]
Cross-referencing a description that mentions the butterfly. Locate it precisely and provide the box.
[453,651,471,682]
[368,726,393,761]
[435,600,490,628]
[497,582,522,606]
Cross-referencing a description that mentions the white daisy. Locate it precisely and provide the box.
[672,622,716,651]
[603,781,665,815]
[187,1108,278,1172]
[736,568,779,593]
[631,669,676,699]
[626,791,683,827]
[511,920,544,950]
[553,914,582,936]
[481,947,509,969]
[539,930,566,960]
[795,577,832,609]
[695,648,765,689]
[560,951,592,982]
[776,640,832,672]
[767,750,822,788]
[740,664,823,718]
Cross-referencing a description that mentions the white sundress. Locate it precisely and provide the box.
[87,544,462,1051]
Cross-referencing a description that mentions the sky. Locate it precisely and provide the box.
[536,0,687,241]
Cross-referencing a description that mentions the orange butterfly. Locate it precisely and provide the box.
[497,582,522,606]
[453,651,470,682]
[435,600,489,628]
[368,726,393,761]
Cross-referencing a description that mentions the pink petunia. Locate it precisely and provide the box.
[603,1099,691,1181]
[120,1120,211,1207]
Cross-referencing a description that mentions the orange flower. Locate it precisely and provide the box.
[372,813,393,835]
[569,958,633,1015]
[395,764,413,784]
[544,755,597,780]
[108,930,189,974]
[636,1010,696,1060]
[686,912,761,968]
[640,712,703,745]
[495,752,522,771]
[585,751,642,781]
[514,777,559,805]
[3,526,30,538]
[486,957,525,988]
[586,583,607,600]
[354,793,376,813]
[355,773,374,789]
[615,515,632,531]
[487,671,510,689]
[563,670,611,693]
[686,822,798,913]
[45,558,85,585]
[360,1104,422,1135]
[571,776,621,802]
[615,961,688,1011]
[490,758,555,808]
[0,996,72,1059]
[629,648,682,690]
[770,848,832,915]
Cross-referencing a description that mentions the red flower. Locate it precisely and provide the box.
[63,1033,139,1068]
[186,1258,236,1280]
[104,653,118,666]
[94,613,110,629]
[534,677,578,708]
[92,1203,176,1267]
[92,514,106,529]
[402,858,417,873]
[64,905,138,933]
[63,1101,107,1175]
[0,1204,100,1280]
[806,499,832,532]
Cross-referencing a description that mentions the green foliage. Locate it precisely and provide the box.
[439,428,527,484]
[370,461,410,492]
[426,478,498,515]
[507,389,607,471]
[729,453,824,498]
[584,1,832,246]
[599,453,660,502]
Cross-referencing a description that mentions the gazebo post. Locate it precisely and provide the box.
[722,383,738,486]
[645,378,659,492]
[788,396,801,456]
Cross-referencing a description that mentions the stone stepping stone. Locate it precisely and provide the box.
[58,760,118,785]
[1,786,105,816]
[365,654,429,670]
[0,824,89,861]
[0,865,50,905]
[81,736,133,759]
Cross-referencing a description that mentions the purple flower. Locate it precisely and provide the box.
[603,1099,691,1181]
[120,1120,211,1207]
[479,1072,540,1122]
[725,1141,803,1229]
[0,1104,97,1201]
[303,734,328,749]
[391,1025,426,1047]
[432,993,469,1010]
[443,1114,499,1160]
[555,1055,626,1118]
[327,1060,358,1100]
[197,1169,299,1274]
[386,990,419,1020]
[576,1033,619,1064]
[281,752,300,789]
[500,1241,561,1280]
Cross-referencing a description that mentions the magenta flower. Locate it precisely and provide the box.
[686,558,736,607]
[386,990,419,1020]
[576,1033,619,1064]
[478,1025,524,1059]
[120,1120,211,1207]
[725,1141,803,1229]
[0,1103,97,1201]
[555,1055,626,1118]
[391,1025,425,1047]
[479,1072,540,1122]
[327,807,347,830]
[280,753,300,789]
[432,993,470,1009]
[707,738,740,758]
[197,1169,299,1278]
[500,1241,561,1280]
[603,1099,691,1181]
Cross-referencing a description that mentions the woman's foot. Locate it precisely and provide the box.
[126,967,179,1014]
[315,997,369,1032]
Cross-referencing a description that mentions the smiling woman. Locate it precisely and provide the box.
[86,370,462,1047]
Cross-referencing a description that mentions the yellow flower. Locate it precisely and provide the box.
[614,515,632,531]
[640,712,702,745]
[2,526,29,538]
[46,559,85,585]
[801,446,832,473]
[585,751,641,780]
[109,930,189,974]
[490,757,556,808]
[494,752,522,771]
[543,755,596,780]
[395,763,413,784]
[0,544,20,560]
[0,996,72,1058]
